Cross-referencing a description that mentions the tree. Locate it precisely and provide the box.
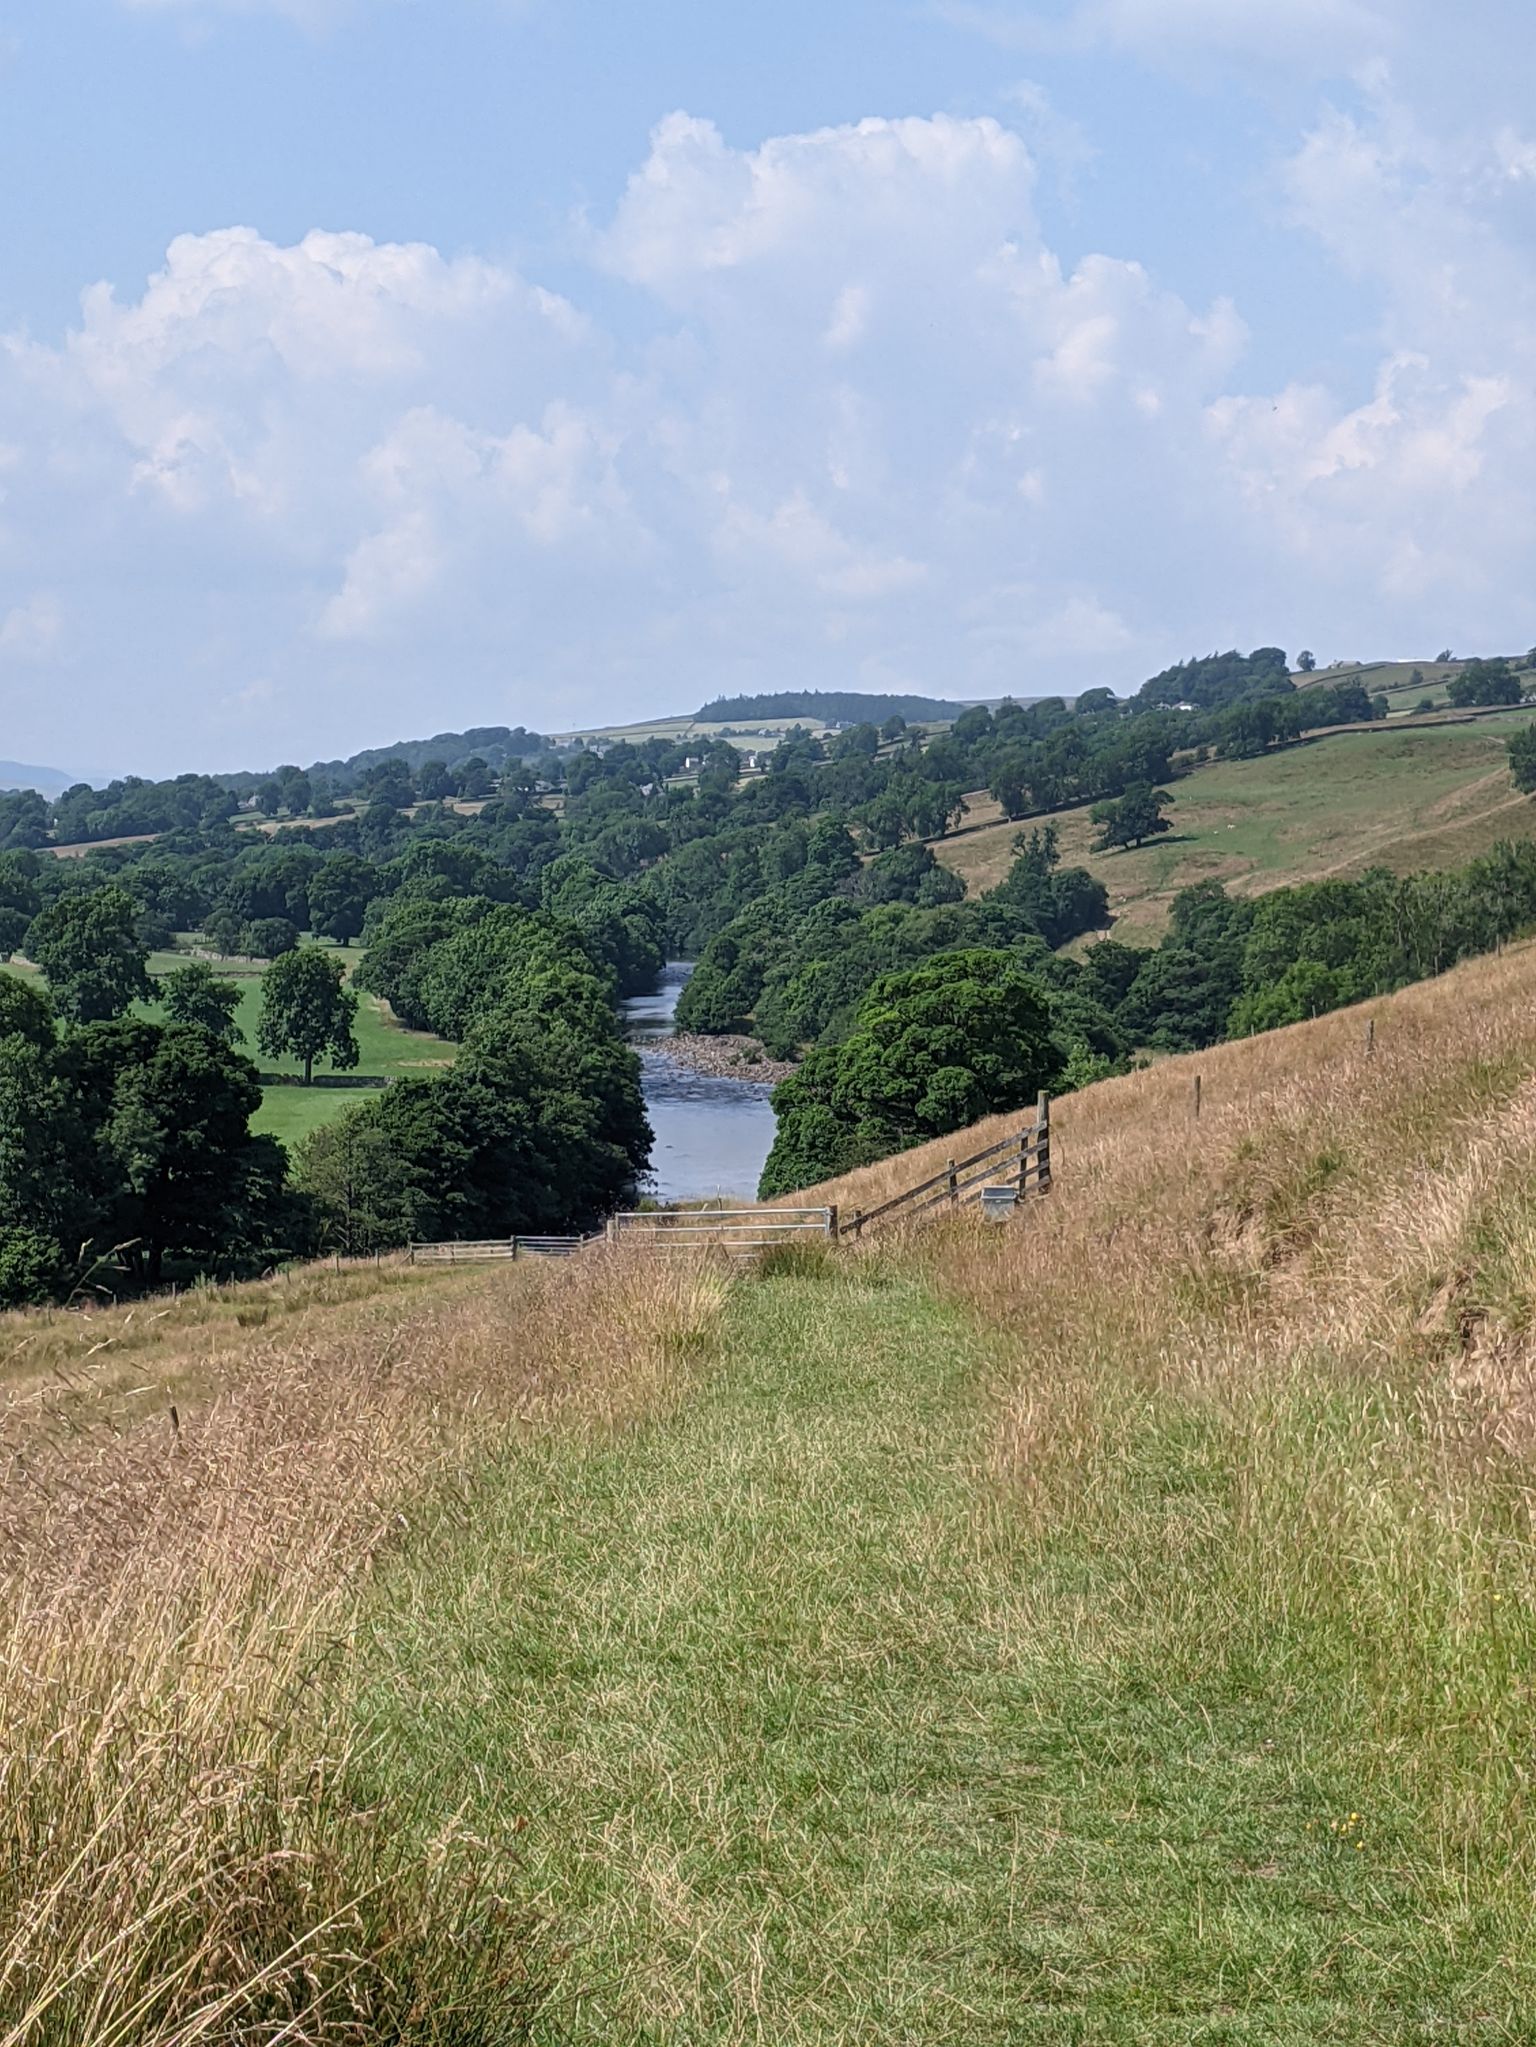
[1509,723,1536,796]
[858,843,965,908]
[759,950,1064,1197]
[1448,658,1522,709]
[27,886,152,1023]
[1297,650,1317,673]
[363,758,415,810]
[0,973,54,1049]
[161,962,244,1043]
[295,1106,419,1254]
[205,909,244,958]
[308,853,377,945]
[0,1226,64,1308]
[257,947,359,1084]
[98,1024,286,1283]
[242,917,300,959]
[0,854,42,958]
[415,758,453,802]
[1090,785,1174,852]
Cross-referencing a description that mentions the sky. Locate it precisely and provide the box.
[1,0,1534,777]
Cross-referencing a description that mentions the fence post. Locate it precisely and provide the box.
[852,1208,863,1239]
[1036,1091,1052,1195]
[947,1158,959,1208]
[1365,1017,1376,1058]
[827,1205,840,1245]
[1192,1073,1203,1121]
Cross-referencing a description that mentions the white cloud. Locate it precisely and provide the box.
[7,88,1536,770]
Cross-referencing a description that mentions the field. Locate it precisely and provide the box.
[935,716,1536,941]
[1,944,456,1148]
[11,946,1536,2036]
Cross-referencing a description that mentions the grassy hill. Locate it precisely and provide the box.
[934,714,1536,941]
[11,945,1536,2035]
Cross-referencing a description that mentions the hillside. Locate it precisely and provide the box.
[11,944,1536,2036]
[934,713,1536,940]
[0,758,73,798]
[697,688,985,724]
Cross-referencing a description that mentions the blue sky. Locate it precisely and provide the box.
[1,0,1533,775]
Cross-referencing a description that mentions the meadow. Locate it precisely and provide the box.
[1,942,457,1148]
[936,715,1536,939]
[9,945,1536,2036]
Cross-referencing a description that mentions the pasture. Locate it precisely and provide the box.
[934,715,1536,940]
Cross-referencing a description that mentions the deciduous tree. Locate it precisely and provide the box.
[257,947,359,1084]
[27,886,152,1022]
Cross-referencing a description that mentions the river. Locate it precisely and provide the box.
[621,962,778,1205]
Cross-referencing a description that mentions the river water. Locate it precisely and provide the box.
[621,962,778,1205]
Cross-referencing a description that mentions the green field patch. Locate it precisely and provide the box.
[937,719,1536,942]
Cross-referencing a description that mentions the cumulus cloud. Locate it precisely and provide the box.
[6,86,1536,771]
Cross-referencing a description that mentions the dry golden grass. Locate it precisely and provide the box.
[0,1249,728,2043]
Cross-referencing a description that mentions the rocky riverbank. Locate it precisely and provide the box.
[655,1033,800,1086]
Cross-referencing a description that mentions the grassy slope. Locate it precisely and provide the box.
[360,947,1536,2040]
[935,717,1536,942]
[15,949,1536,2036]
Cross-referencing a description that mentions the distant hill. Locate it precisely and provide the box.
[0,760,74,798]
[697,691,986,726]
[222,726,551,795]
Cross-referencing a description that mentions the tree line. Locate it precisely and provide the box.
[7,641,1536,1301]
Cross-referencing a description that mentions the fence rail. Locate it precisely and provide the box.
[408,1235,588,1264]
[842,1093,1051,1241]
[406,1097,1053,1266]
[607,1206,838,1259]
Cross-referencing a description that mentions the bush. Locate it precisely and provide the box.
[0,1225,65,1307]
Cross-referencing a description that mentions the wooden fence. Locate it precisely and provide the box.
[406,1096,1052,1266]
[607,1207,838,1259]
[408,1235,589,1265]
[841,1094,1051,1241]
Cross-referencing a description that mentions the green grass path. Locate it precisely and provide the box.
[360,1268,1523,2043]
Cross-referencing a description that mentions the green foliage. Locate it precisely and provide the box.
[858,842,966,908]
[0,973,55,1048]
[1448,658,1522,709]
[307,852,378,944]
[759,950,1064,1196]
[27,886,152,1023]
[257,948,360,1085]
[242,916,301,959]
[1508,722,1536,795]
[1137,646,1291,712]
[697,690,963,724]
[160,962,244,1043]
[0,1225,64,1307]
[0,1014,293,1292]
[94,1022,288,1282]
[0,853,42,957]
[1090,784,1174,852]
